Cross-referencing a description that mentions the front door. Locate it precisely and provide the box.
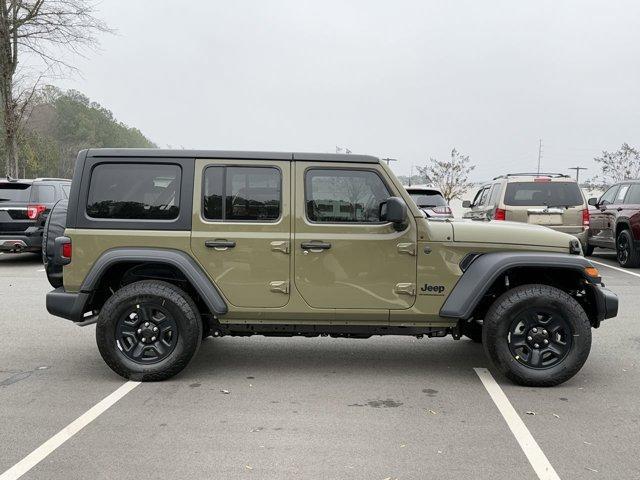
[293,162,417,310]
[591,184,621,248]
[191,159,291,308]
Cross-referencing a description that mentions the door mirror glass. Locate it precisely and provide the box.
[380,197,407,225]
[462,200,471,208]
[588,197,598,206]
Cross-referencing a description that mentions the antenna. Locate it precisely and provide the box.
[536,139,543,174]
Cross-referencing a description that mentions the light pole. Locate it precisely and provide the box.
[569,166,588,183]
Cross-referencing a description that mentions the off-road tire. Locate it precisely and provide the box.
[616,229,640,268]
[482,284,591,387]
[96,280,202,381]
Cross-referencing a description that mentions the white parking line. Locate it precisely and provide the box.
[36,268,45,272]
[0,381,140,480]
[589,259,640,279]
[474,368,561,480]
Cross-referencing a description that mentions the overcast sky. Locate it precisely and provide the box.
[55,0,640,181]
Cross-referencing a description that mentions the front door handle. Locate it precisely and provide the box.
[300,241,331,251]
[205,240,236,250]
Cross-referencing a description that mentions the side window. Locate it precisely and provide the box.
[599,185,619,205]
[306,169,390,223]
[489,183,502,206]
[616,185,630,204]
[471,187,485,207]
[30,185,56,203]
[477,187,490,206]
[203,166,281,221]
[86,163,181,220]
[625,184,640,204]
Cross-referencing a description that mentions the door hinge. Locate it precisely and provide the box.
[397,242,416,256]
[270,240,290,254]
[269,280,289,294]
[394,282,416,295]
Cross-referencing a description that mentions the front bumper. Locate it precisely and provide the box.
[46,287,92,324]
[590,283,618,326]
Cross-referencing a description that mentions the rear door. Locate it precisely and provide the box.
[191,159,291,308]
[503,181,584,230]
[0,182,32,235]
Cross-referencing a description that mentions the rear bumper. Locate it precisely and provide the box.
[590,284,618,326]
[0,227,42,252]
[46,287,92,324]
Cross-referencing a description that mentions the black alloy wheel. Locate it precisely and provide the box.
[507,307,572,369]
[115,302,178,363]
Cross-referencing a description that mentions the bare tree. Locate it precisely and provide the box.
[416,148,475,201]
[589,143,640,188]
[0,0,110,177]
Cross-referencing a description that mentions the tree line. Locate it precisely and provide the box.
[2,85,155,178]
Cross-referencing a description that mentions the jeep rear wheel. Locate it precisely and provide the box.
[616,229,640,268]
[482,284,591,387]
[96,280,202,381]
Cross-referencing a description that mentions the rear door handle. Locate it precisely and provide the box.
[300,241,331,251]
[205,240,236,250]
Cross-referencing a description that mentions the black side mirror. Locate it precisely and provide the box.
[588,197,598,207]
[462,200,471,208]
[380,197,407,226]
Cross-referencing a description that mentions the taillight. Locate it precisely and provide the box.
[494,208,506,220]
[582,208,590,227]
[27,204,46,219]
[61,241,72,259]
[433,206,452,215]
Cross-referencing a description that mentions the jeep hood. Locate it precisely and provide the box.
[450,219,575,250]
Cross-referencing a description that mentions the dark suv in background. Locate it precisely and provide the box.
[587,180,640,267]
[0,178,70,253]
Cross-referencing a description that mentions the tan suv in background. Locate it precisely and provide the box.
[463,173,589,249]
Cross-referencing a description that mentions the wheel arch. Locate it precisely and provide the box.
[440,252,601,325]
[616,219,631,238]
[82,248,228,317]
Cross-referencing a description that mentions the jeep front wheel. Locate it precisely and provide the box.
[96,280,202,381]
[482,284,591,387]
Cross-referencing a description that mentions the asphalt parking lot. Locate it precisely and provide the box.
[1,250,639,480]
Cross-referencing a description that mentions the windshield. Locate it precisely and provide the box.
[0,183,32,202]
[504,182,583,207]
[408,191,447,207]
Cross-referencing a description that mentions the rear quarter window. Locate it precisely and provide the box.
[86,163,181,220]
[504,182,584,207]
[30,185,56,203]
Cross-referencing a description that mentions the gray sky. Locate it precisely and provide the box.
[56,0,640,181]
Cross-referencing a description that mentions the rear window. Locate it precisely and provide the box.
[30,185,56,203]
[407,190,447,207]
[0,183,32,202]
[86,163,181,220]
[504,182,584,207]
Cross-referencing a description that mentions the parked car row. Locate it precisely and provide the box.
[453,174,640,269]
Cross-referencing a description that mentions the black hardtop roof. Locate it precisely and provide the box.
[85,148,380,164]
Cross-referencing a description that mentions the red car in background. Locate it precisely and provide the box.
[587,180,640,267]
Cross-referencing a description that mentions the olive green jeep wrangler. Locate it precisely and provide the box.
[44,149,618,386]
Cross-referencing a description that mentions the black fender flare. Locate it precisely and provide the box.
[439,252,597,319]
[82,248,228,315]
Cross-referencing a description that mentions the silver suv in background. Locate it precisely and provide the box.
[462,173,589,249]
[404,185,453,218]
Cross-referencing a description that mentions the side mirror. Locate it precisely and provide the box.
[380,197,407,226]
[462,200,471,208]
[588,197,598,207]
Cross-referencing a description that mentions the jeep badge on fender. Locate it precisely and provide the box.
[420,284,445,295]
